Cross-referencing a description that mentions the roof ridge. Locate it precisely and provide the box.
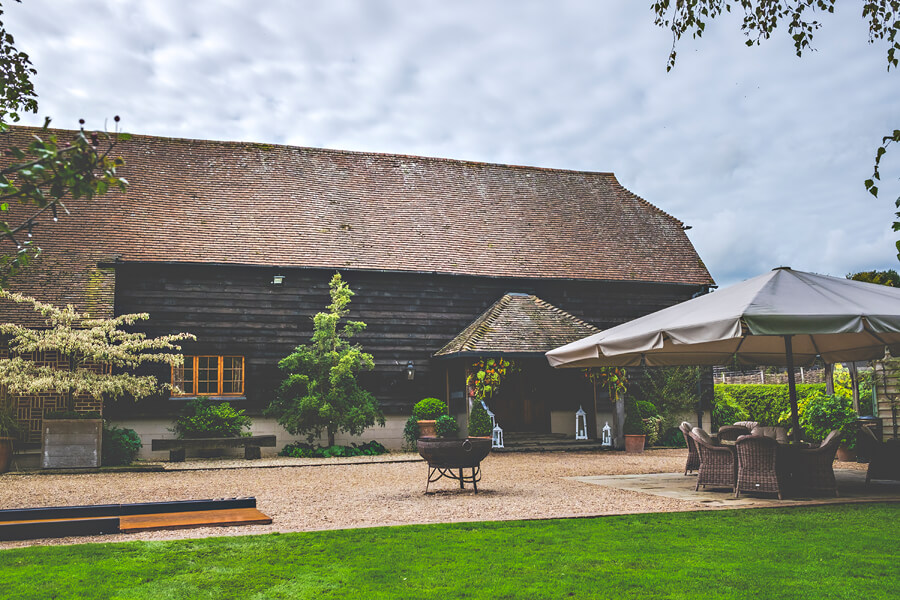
[529,295,600,332]
[7,125,618,178]
[462,295,511,351]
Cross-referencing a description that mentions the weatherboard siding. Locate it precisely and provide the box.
[107,263,704,418]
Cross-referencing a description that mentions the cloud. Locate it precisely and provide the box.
[6,0,898,287]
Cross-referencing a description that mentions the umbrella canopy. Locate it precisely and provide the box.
[546,267,900,441]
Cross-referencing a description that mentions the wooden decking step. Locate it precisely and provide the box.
[0,497,270,541]
[119,507,272,533]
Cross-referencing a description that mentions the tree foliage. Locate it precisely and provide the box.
[0,290,195,409]
[267,273,384,446]
[634,366,700,430]
[651,1,900,257]
[0,1,130,282]
[847,268,900,286]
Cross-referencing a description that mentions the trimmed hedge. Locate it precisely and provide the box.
[713,384,825,427]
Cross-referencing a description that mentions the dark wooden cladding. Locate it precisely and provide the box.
[109,263,705,416]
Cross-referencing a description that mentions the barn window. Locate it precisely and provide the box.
[172,356,244,397]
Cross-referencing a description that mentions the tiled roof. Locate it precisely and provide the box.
[434,293,601,357]
[1,127,713,318]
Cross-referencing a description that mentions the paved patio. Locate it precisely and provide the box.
[571,468,900,508]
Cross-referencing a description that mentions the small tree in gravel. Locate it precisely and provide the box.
[0,290,195,410]
[267,273,384,446]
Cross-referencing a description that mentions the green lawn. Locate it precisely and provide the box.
[1,504,897,599]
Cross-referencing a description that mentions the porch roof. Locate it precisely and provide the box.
[434,293,600,358]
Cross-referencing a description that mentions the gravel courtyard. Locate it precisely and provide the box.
[0,449,711,549]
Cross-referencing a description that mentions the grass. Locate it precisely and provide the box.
[1,504,897,599]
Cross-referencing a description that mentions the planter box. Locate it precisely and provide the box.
[41,419,102,469]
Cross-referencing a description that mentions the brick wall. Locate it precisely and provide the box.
[1,349,105,445]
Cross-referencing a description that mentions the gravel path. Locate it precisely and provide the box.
[0,449,716,549]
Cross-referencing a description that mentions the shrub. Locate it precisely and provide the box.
[402,416,420,451]
[279,440,388,458]
[102,424,142,466]
[642,416,663,445]
[780,392,858,448]
[468,402,493,437]
[0,400,20,438]
[711,388,749,429]
[172,396,252,439]
[435,414,459,438]
[637,400,659,418]
[659,426,687,448]
[713,384,825,426]
[412,398,447,420]
[632,366,701,431]
[623,396,643,435]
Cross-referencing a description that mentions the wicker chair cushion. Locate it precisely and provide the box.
[751,426,789,444]
[691,427,716,446]
[734,421,759,430]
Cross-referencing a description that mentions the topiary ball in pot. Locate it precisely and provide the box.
[412,398,448,420]
[412,397,447,438]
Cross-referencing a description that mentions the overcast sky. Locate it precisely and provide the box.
[6,0,899,287]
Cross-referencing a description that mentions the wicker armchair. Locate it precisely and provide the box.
[716,425,752,442]
[734,434,785,499]
[790,429,842,497]
[690,427,737,492]
[679,422,700,475]
[858,426,900,484]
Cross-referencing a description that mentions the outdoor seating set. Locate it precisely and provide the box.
[679,421,842,499]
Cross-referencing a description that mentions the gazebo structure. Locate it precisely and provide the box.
[434,293,605,438]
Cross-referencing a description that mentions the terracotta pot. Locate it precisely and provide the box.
[417,420,437,438]
[836,443,857,462]
[416,437,492,467]
[0,437,13,473]
[624,434,646,454]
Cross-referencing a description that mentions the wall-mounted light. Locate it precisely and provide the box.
[406,360,415,381]
[271,274,285,286]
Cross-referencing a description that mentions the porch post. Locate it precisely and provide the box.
[613,396,625,449]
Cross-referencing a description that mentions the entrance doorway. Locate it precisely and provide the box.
[486,363,550,433]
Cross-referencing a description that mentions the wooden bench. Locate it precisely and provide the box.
[151,435,277,462]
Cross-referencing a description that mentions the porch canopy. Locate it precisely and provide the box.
[434,293,599,359]
[546,267,900,441]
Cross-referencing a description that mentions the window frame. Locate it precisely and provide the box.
[171,355,245,398]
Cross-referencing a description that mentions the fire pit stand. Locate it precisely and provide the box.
[416,437,492,494]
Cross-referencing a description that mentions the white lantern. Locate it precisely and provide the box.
[481,400,496,429]
[575,405,588,440]
[601,422,612,447]
[492,423,504,448]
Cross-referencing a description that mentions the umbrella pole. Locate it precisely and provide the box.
[784,336,802,442]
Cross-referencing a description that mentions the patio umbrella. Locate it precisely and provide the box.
[545,267,900,441]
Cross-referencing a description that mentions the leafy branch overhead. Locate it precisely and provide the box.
[652,1,900,257]
[0,290,195,406]
[0,2,130,282]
